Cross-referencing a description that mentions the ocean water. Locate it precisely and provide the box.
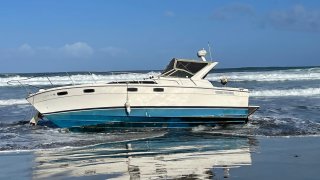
[0,66,319,179]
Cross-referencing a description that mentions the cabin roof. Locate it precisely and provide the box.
[160,58,211,78]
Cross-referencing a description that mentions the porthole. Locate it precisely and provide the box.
[127,87,138,92]
[153,88,164,92]
[57,91,68,96]
[83,89,95,93]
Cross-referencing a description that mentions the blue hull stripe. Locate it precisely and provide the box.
[45,107,249,128]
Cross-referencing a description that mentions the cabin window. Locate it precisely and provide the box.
[176,61,207,74]
[83,89,95,93]
[153,88,164,92]
[161,59,209,78]
[57,91,68,96]
[169,70,193,78]
[127,87,138,92]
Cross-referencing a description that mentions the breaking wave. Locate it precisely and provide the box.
[207,67,320,82]
[251,88,320,97]
[1,67,319,87]
[1,72,160,87]
[0,99,28,106]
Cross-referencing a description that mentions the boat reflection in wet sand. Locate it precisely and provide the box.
[32,132,256,179]
[27,49,259,128]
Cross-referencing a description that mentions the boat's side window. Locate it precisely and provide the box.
[57,91,68,96]
[127,87,138,92]
[83,89,95,93]
[153,88,164,92]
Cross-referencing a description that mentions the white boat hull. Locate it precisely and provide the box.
[27,83,256,128]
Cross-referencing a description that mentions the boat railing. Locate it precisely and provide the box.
[6,71,159,94]
[7,77,41,94]
[6,72,78,94]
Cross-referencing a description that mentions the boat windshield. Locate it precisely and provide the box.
[161,59,209,78]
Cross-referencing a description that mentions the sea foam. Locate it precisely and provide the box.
[251,88,320,97]
[1,72,160,87]
[207,67,320,82]
[1,67,320,87]
[0,99,29,106]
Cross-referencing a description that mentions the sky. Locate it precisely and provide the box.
[0,0,320,73]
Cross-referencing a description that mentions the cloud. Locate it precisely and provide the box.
[0,42,129,72]
[99,46,127,57]
[210,3,320,33]
[18,43,35,55]
[0,42,118,61]
[62,42,94,57]
[265,4,320,32]
[164,11,175,17]
[211,3,255,20]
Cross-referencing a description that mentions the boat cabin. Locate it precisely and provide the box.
[160,58,217,79]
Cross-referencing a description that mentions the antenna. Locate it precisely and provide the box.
[207,41,213,61]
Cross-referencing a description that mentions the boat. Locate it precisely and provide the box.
[26,49,259,128]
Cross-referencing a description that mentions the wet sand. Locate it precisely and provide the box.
[0,136,319,180]
[232,136,320,180]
